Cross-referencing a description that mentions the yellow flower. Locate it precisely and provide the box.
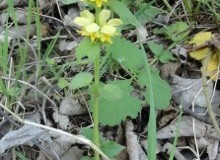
[81,0,107,7]
[74,10,100,42]
[74,9,122,43]
[99,9,122,43]
[189,32,220,79]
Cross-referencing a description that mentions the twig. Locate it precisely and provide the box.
[0,108,20,127]
[0,102,110,160]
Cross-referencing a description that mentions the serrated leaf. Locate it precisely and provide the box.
[91,80,141,126]
[58,0,78,4]
[108,0,139,26]
[148,42,175,63]
[76,38,100,62]
[159,50,176,63]
[107,37,145,74]
[147,41,163,55]
[58,78,69,89]
[153,22,189,41]
[138,68,171,109]
[70,72,93,90]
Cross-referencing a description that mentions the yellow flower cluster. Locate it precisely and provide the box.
[81,0,107,7]
[189,32,220,79]
[74,9,122,43]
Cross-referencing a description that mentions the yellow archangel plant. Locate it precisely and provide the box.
[189,32,220,79]
[81,0,107,7]
[74,9,123,43]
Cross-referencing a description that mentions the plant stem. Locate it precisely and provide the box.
[161,0,180,19]
[202,55,220,137]
[92,6,101,160]
[93,53,100,160]
[195,1,202,12]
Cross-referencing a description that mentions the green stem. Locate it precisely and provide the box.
[195,1,201,12]
[202,55,220,137]
[161,0,180,19]
[93,6,101,160]
[93,52,100,160]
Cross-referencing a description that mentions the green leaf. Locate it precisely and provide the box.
[81,128,124,158]
[91,80,141,126]
[107,37,145,74]
[15,151,29,160]
[147,41,163,56]
[138,37,157,160]
[70,72,93,90]
[58,78,69,89]
[138,68,171,109]
[108,0,139,26]
[101,141,125,158]
[76,38,100,62]
[81,128,94,141]
[58,0,79,4]
[8,87,20,96]
[153,22,190,41]
[81,157,94,160]
[46,58,56,65]
[148,41,176,63]
[159,50,176,63]
[102,84,123,100]
[135,4,161,24]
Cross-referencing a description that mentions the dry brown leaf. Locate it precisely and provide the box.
[59,96,87,116]
[52,111,73,130]
[157,116,219,140]
[125,119,139,160]
[171,75,213,109]
[162,142,186,160]
[207,139,219,160]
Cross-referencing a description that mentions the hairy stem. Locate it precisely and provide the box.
[93,6,101,160]
[93,53,100,160]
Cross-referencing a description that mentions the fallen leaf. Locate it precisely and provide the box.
[157,116,219,140]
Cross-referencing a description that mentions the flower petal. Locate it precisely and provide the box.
[99,9,110,26]
[86,23,100,33]
[80,10,95,23]
[100,34,112,43]
[96,0,102,7]
[107,19,123,26]
[74,17,90,27]
[100,25,116,35]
